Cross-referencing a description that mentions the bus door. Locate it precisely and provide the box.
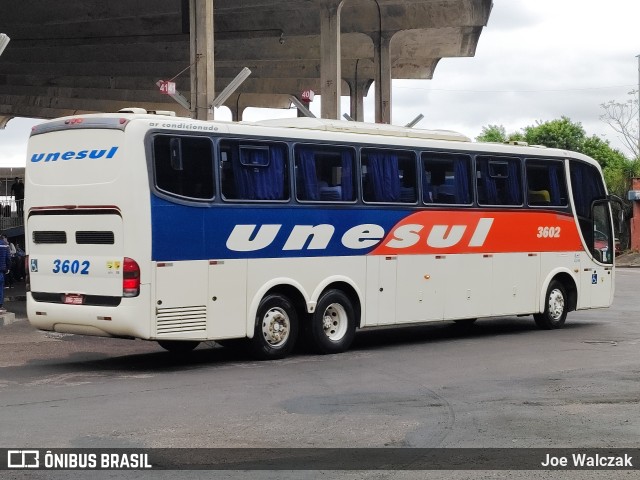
[580,200,615,308]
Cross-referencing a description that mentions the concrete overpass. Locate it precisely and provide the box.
[0,0,492,125]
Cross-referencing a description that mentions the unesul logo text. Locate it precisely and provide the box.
[31,146,119,163]
[226,218,494,252]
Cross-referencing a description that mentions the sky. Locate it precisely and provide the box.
[1,0,639,167]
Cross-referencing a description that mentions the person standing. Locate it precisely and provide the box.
[10,177,25,217]
[0,236,11,314]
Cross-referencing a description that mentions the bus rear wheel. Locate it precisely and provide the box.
[248,294,298,360]
[157,340,200,353]
[534,280,567,330]
[307,289,356,354]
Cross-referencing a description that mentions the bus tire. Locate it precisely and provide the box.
[534,280,567,330]
[157,340,200,353]
[308,289,356,354]
[249,294,298,360]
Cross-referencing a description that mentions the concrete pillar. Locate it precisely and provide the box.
[348,79,368,122]
[373,33,392,124]
[320,0,343,120]
[631,178,640,251]
[190,0,215,120]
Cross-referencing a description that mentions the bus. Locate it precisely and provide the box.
[24,111,616,359]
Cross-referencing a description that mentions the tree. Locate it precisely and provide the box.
[476,124,525,143]
[600,90,639,160]
[476,117,635,202]
[476,124,507,143]
[522,116,586,151]
[582,135,639,200]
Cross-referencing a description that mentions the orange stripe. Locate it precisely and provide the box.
[371,210,583,255]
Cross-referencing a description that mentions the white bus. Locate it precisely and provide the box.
[25,111,616,359]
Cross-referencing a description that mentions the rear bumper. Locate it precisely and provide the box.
[27,285,152,339]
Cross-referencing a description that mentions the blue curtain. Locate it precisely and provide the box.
[234,146,286,200]
[298,148,319,200]
[230,148,249,198]
[454,158,470,204]
[570,165,585,216]
[479,160,498,204]
[506,160,521,205]
[548,164,562,205]
[368,152,400,202]
[340,150,353,200]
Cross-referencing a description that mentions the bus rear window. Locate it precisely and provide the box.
[153,135,215,200]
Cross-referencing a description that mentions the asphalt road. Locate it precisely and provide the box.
[1,270,639,480]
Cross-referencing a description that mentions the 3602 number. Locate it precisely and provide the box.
[52,259,90,275]
[537,226,561,238]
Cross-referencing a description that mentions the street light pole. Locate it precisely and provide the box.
[637,54,640,157]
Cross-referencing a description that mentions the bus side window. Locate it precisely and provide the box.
[476,156,522,206]
[421,152,472,205]
[294,145,355,202]
[220,140,289,201]
[361,148,417,203]
[525,159,567,207]
[153,135,215,200]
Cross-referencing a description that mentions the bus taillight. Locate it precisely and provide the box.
[123,257,140,297]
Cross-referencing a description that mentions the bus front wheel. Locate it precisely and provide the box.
[249,294,298,360]
[307,289,356,354]
[534,280,567,330]
[157,340,200,353]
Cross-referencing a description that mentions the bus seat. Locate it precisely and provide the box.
[400,187,416,203]
[528,189,550,205]
[320,186,342,201]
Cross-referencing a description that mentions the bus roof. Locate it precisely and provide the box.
[251,117,472,143]
[28,111,603,171]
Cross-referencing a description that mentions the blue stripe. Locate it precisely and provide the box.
[150,196,409,261]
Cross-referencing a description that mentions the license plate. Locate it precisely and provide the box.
[64,294,84,305]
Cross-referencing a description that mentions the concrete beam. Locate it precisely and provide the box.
[0,0,492,121]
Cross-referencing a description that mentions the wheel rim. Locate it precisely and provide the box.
[321,302,348,341]
[548,288,565,321]
[261,307,290,347]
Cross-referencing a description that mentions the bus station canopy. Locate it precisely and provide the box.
[0,0,492,124]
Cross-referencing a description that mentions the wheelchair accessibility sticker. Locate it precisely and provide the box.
[592,272,598,284]
[30,259,38,273]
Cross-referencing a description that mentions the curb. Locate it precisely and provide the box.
[0,312,17,327]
